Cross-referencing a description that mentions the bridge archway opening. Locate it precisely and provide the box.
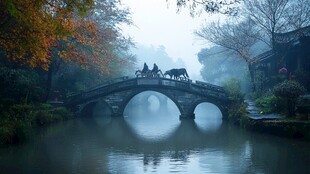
[123,91,180,141]
[81,100,112,117]
[147,94,160,111]
[80,100,114,126]
[123,90,180,117]
[193,102,223,132]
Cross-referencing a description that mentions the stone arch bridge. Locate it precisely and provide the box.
[65,77,231,120]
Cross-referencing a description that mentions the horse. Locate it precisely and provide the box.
[164,68,189,80]
[152,69,164,77]
[135,69,152,77]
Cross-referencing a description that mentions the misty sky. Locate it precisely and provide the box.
[121,0,221,80]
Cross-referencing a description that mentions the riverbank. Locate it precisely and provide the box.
[0,103,73,147]
[239,100,310,141]
[244,118,310,141]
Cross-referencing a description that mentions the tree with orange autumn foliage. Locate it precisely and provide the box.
[45,0,135,99]
[0,0,135,100]
[0,0,95,70]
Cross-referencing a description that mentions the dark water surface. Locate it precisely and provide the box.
[1,97,310,173]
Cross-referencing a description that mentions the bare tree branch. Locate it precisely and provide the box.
[195,18,259,63]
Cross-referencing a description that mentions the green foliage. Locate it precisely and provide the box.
[51,107,73,120]
[35,107,73,126]
[0,119,31,145]
[12,120,30,143]
[223,78,245,103]
[34,106,73,126]
[0,65,45,103]
[273,80,306,116]
[36,103,53,110]
[274,80,306,99]
[255,95,278,114]
[35,110,58,126]
[0,123,14,145]
[227,102,248,124]
[223,78,247,123]
[0,103,73,146]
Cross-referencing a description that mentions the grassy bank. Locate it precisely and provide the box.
[243,118,310,141]
[0,103,73,146]
[227,107,310,141]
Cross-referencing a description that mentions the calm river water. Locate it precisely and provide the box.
[1,92,310,174]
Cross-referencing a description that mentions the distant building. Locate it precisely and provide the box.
[249,26,310,91]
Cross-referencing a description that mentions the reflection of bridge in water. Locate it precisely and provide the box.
[65,77,230,120]
[70,116,242,169]
[83,117,232,155]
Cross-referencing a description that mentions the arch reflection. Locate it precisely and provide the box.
[194,103,223,132]
[124,91,180,141]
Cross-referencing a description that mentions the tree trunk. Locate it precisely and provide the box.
[45,65,53,102]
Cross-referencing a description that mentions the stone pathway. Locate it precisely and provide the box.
[245,99,283,120]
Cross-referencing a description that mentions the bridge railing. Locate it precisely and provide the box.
[190,82,227,99]
[66,76,130,97]
[86,76,130,91]
[195,80,225,92]
[66,77,136,104]
[142,77,227,99]
[66,77,229,105]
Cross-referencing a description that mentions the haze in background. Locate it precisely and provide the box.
[131,44,186,76]
[121,0,222,81]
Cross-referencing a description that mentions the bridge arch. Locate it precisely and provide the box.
[80,99,113,117]
[188,99,228,120]
[125,91,169,112]
[119,89,183,117]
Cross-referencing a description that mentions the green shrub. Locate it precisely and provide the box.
[273,80,306,116]
[227,102,247,125]
[13,121,30,143]
[36,103,53,110]
[34,107,73,126]
[223,78,247,123]
[255,95,278,114]
[0,102,73,145]
[35,110,58,126]
[8,104,34,121]
[0,125,14,145]
[274,80,306,99]
[51,107,73,120]
[223,78,245,103]
[0,120,31,145]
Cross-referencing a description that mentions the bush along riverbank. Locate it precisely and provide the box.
[224,78,310,141]
[0,103,73,147]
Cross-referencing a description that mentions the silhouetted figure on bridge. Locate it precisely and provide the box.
[151,63,164,77]
[152,63,158,72]
[151,63,158,73]
[142,62,149,74]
